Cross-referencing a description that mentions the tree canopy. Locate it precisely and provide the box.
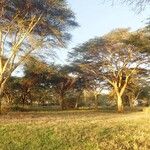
[69,28,150,112]
[0,0,78,112]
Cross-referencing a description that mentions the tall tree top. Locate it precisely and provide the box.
[0,0,78,46]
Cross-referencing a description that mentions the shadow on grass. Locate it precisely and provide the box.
[1,105,143,118]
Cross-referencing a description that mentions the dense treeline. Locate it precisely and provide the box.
[2,28,150,113]
[0,0,150,113]
[0,0,78,113]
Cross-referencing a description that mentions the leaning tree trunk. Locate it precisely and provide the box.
[0,82,5,114]
[0,75,10,114]
[0,91,2,114]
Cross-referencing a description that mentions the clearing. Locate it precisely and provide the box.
[0,110,150,150]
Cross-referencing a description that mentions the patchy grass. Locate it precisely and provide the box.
[0,110,150,150]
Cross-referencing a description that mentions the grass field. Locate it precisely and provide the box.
[0,110,150,150]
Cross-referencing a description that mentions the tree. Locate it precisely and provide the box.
[109,0,150,11]
[0,0,77,112]
[138,79,150,106]
[110,75,142,109]
[22,56,56,105]
[125,28,150,53]
[62,64,104,109]
[70,28,150,112]
[50,72,77,110]
[2,77,22,111]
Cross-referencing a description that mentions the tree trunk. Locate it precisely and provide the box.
[22,95,25,108]
[60,93,66,110]
[0,82,5,114]
[75,99,78,109]
[42,100,45,106]
[94,94,98,110]
[113,83,125,113]
[129,98,134,110]
[117,94,124,113]
[75,92,81,109]
[0,95,2,114]
[30,99,33,106]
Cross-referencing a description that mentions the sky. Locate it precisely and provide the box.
[56,0,150,64]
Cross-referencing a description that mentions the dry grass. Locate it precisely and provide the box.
[0,110,150,150]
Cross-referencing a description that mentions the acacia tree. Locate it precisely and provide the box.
[50,72,77,110]
[22,56,57,105]
[110,75,142,109]
[70,28,150,112]
[0,0,77,112]
[62,65,104,108]
[24,59,78,109]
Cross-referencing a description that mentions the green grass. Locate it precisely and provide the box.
[0,110,150,150]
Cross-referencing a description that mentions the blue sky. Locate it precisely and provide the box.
[56,0,150,64]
